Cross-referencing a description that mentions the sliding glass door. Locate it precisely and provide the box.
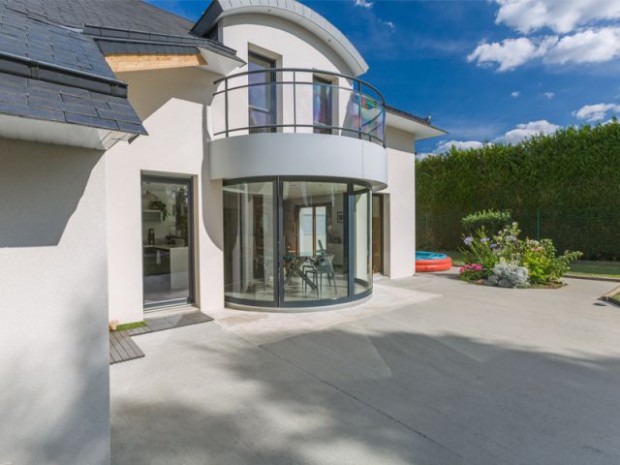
[141,177,194,309]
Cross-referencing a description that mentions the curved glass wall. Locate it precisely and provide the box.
[223,178,372,308]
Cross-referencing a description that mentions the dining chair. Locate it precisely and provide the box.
[305,253,337,297]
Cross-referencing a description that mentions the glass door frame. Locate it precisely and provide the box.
[142,175,196,311]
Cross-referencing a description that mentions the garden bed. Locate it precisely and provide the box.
[456,210,582,289]
[463,278,565,289]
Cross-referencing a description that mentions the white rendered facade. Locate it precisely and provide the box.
[105,4,443,322]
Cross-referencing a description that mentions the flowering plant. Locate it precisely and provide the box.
[459,219,582,286]
[460,227,498,273]
[459,263,487,281]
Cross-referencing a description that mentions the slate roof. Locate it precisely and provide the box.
[0,0,240,137]
[0,2,146,134]
[4,0,194,37]
[0,71,145,135]
[0,4,118,79]
[84,25,241,61]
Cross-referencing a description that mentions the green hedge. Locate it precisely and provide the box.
[416,121,620,260]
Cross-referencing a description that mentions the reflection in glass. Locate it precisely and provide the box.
[248,52,276,133]
[223,182,275,302]
[142,178,193,308]
[354,185,372,293]
[313,76,333,134]
[282,181,347,302]
[360,95,384,142]
[342,91,384,142]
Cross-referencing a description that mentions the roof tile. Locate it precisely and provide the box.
[65,112,119,130]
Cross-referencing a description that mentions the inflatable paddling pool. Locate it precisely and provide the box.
[415,251,452,272]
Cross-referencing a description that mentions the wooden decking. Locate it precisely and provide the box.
[109,312,213,365]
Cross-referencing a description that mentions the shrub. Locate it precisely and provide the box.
[458,263,486,281]
[462,209,513,235]
[460,220,582,286]
[487,260,529,288]
[416,121,620,259]
[521,239,583,284]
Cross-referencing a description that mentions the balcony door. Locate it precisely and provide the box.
[248,52,277,133]
[141,177,194,310]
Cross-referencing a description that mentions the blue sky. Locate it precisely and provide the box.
[147,0,620,154]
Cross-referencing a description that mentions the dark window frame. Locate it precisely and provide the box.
[141,175,195,311]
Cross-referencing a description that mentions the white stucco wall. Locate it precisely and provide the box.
[221,14,352,75]
[106,68,224,324]
[209,132,387,188]
[211,13,360,138]
[0,139,110,465]
[105,14,421,320]
[382,126,417,279]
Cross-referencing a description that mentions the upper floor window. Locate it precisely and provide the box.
[313,76,333,135]
[248,52,277,134]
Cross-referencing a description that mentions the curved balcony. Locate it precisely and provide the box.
[212,68,386,145]
[209,68,388,188]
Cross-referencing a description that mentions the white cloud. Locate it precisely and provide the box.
[426,120,562,155]
[415,152,438,160]
[511,91,520,98]
[544,27,620,64]
[501,120,560,144]
[543,92,555,99]
[354,0,374,8]
[467,36,557,71]
[469,27,620,71]
[574,103,620,121]
[495,0,620,34]
[469,1,620,71]
[435,140,485,153]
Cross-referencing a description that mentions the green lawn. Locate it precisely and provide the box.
[438,251,620,279]
[568,260,620,279]
[611,290,620,305]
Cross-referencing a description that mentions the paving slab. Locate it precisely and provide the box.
[111,274,620,465]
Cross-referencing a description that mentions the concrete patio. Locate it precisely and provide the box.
[111,273,620,465]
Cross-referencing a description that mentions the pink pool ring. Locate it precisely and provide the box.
[415,251,453,272]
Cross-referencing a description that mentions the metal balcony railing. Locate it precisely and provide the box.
[212,68,386,147]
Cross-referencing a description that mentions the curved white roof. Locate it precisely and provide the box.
[193,0,369,76]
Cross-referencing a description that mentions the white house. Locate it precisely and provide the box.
[0,0,444,463]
